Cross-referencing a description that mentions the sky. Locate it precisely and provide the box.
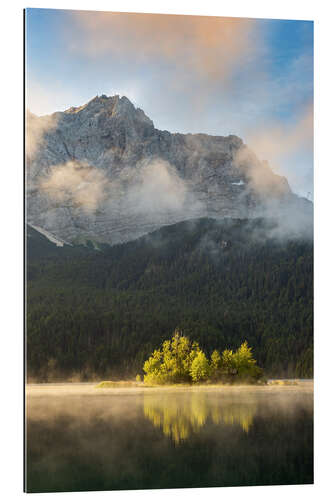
[25,8,313,197]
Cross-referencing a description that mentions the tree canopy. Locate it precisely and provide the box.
[143,331,263,384]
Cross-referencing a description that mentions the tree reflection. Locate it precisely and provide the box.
[143,392,256,444]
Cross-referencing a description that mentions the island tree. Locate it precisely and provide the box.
[143,331,263,384]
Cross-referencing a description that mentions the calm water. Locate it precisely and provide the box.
[25,382,313,492]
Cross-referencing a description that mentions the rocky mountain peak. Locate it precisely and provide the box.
[26,95,311,245]
[63,94,154,127]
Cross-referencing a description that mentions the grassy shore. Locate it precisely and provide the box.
[95,379,299,389]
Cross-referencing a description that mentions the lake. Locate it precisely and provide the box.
[25,381,313,492]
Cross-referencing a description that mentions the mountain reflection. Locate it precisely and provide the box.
[143,392,256,444]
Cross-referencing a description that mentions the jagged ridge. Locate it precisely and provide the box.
[26,94,311,245]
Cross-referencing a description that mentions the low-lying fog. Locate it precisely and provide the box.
[25,382,313,492]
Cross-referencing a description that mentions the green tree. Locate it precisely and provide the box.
[143,331,196,384]
[190,351,210,383]
[143,349,165,384]
[221,349,235,376]
[210,349,221,380]
[233,341,262,381]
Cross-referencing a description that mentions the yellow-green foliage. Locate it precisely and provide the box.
[208,342,262,382]
[210,350,221,372]
[231,342,262,380]
[221,349,235,373]
[143,331,196,384]
[143,332,263,385]
[190,351,210,383]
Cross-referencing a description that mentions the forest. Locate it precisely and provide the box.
[26,217,313,381]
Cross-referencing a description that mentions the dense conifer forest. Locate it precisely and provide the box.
[26,218,313,381]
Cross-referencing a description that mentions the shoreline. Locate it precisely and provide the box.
[25,379,314,397]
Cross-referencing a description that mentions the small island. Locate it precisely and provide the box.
[97,330,265,388]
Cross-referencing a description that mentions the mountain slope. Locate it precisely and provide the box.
[27,217,313,381]
[26,224,108,260]
[26,95,312,245]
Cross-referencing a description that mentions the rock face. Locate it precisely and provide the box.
[26,94,309,245]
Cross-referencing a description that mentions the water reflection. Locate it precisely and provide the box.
[26,383,313,492]
[143,392,256,444]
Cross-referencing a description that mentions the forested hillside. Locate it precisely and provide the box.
[26,218,313,381]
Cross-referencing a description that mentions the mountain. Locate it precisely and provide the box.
[26,217,313,381]
[26,94,312,245]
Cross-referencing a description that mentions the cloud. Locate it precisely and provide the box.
[242,104,313,196]
[25,110,58,160]
[111,158,204,218]
[68,11,258,83]
[246,104,313,162]
[39,160,108,212]
[124,159,188,214]
[39,158,202,217]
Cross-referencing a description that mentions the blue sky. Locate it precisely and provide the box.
[25,8,313,197]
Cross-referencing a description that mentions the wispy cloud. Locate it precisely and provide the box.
[39,160,108,212]
[243,104,313,196]
[25,110,58,160]
[39,158,203,216]
[246,104,313,162]
[69,11,258,83]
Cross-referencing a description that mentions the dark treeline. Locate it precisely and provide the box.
[26,218,313,381]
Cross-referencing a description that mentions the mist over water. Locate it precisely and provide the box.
[26,383,313,492]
